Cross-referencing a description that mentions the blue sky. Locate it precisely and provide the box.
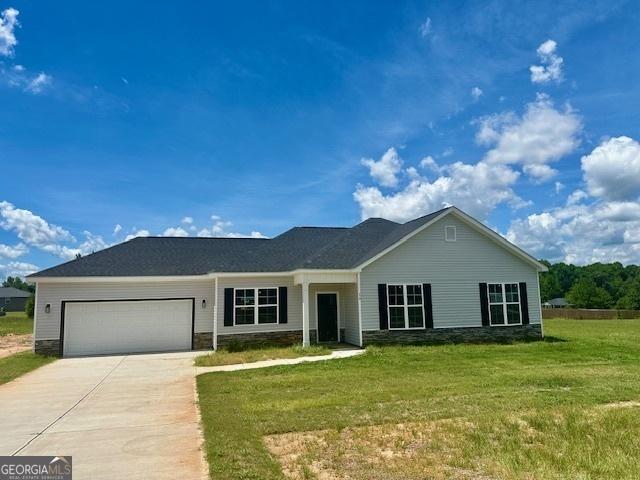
[1,0,640,276]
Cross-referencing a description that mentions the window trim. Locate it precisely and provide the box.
[387,283,426,330]
[233,287,279,326]
[486,282,522,327]
[444,225,457,242]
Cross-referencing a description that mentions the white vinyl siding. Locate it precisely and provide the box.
[360,215,542,331]
[34,280,215,340]
[309,283,359,345]
[217,276,302,334]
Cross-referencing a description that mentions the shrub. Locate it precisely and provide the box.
[25,295,35,318]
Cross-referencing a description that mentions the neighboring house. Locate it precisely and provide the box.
[27,206,547,357]
[0,287,31,312]
[542,297,571,309]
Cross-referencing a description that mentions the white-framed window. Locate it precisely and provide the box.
[445,225,457,242]
[234,287,278,325]
[387,284,425,329]
[488,283,521,326]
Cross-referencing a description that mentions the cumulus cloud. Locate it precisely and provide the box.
[361,147,403,188]
[479,94,581,181]
[197,217,266,238]
[530,39,563,84]
[0,201,75,248]
[0,7,19,57]
[0,260,38,279]
[354,95,579,222]
[507,136,640,264]
[163,226,189,237]
[125,229,150,241]
[581,136,640,201]
[181,216,194,225]
[0,242,27,259]
[113,224,122,235]
[471,86,483,100]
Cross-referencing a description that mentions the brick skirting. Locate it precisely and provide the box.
[34,339,60,356]
[362,324,542,345]
[193,332,213,350]
[217,329,318,349]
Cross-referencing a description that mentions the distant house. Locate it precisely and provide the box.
[0,287,31,312]
[542,297,571,309]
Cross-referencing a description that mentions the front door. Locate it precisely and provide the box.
[317,293,338,342]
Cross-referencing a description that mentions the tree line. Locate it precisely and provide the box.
[540,261,640,310]
[2,276,35,317]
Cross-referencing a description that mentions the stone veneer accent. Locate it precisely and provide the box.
[217,329,318,349]
[362,324,542,345]
[34,339,61,356]
[193,332,213,350]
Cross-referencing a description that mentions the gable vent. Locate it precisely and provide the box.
[445,225,456,242]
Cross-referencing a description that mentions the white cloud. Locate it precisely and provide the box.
[354,160,524,222]
[361,147,403,188]
[0,260,38,279]
[471,86,483,100]
[125,229,150,241]
[0,242,27,259]
[163,226,189,237]
[181,216,194,225]
[354,95,579,222]
[197,218,266,238]
[555,181,564,194]
[581,136,640,201]
[419,17,432,37]
[479,95,581,182]
[567,189,588,205]
[24,72,51,94]
[0,7,19,57]
[113,224,122,235]
[0,201,75,249]
[530,39,563,84]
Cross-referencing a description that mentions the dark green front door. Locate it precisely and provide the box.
[317,293,338,342]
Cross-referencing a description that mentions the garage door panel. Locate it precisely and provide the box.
[63,300,192,356]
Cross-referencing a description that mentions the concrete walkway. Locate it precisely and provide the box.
[0,351,207,480]
[195,348,365,374]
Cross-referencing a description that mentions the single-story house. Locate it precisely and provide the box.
[27,206,547,357]
[542,297,571,308]
[0,287,31,312]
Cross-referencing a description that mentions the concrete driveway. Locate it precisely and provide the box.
[0,351,207,480]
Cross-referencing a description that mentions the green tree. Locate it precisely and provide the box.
[24,294,35,318]
[616,277,640,310]
[566,278,612,309]
[2,276,35,294]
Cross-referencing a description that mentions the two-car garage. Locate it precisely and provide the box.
[61,299,194,357]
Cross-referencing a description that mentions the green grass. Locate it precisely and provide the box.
[0,351,55,385]
[195,344,331,367]
[197,319,640,479]
[0,311,33,336]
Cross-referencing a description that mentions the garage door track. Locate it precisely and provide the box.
[0,352,207,480]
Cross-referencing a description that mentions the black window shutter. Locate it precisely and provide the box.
[519,282,529,325]
[423,283,433,328]
[278,286,288,324]
[224,288,234,326]
[378,284,388,330]
[479,283,490,327]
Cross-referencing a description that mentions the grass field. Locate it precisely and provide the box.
[195,345,331,367]
[0,351,55,385]
[0,312,33,336]
[197,319,640,479]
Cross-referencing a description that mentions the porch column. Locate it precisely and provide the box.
[302,281,310,347]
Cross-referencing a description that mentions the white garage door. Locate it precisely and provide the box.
[63,299,193,356]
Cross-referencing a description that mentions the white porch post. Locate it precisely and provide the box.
[302,281,310,347]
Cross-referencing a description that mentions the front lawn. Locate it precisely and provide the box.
[195,345,331,367]
[197,319,640,479]
[0,351,55,385]
[0,312,33,336]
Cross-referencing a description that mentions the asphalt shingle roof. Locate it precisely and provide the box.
[29,207,451,278]
[0,287,32,297]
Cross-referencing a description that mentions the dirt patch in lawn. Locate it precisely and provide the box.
[0,334,31,359]
[264,419,499,480]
